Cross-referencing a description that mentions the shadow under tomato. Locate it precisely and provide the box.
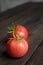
[2,51,23,59]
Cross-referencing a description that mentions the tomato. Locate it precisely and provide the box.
[8,25,28,40]
[6,38,28,58]
[14,25,28,40]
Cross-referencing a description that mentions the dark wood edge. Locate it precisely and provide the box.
[0,2,43,21]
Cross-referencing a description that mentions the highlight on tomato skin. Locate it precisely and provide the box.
[6,38,29,58]
[14,25,28,40]
[8,25,29,40]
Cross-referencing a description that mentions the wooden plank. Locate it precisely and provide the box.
[0,18,43,65]
[0,3,43,21]
[26,41,43,65]
[0,13,41,40]
[0,3,43,65]
[0,2,31,21]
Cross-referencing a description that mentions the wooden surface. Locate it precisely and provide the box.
[0,3,43,65]
[26,41,43,65]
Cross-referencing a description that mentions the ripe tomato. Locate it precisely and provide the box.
[14,25,28,40]
[8,25,28,40]
[6,39,28,58]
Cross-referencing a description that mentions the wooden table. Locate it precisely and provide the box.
[0,3,43,65]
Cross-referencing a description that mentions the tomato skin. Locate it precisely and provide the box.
[6,39,28,58]
[14,25,28,40]
[8,32,13,38]
[8,25,28,39]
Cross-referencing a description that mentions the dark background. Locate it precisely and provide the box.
[0,0,43,12]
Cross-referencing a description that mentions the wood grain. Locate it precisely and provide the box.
[26,41,43,65]
[0,3,43,65]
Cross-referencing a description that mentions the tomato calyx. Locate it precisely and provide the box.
[9,34,22,40]
[8,26,16,33]
[15,34,22,40]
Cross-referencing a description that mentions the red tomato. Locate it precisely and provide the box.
[6,39,28,58]
[14,25,28,40]
[8,25,28,39]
